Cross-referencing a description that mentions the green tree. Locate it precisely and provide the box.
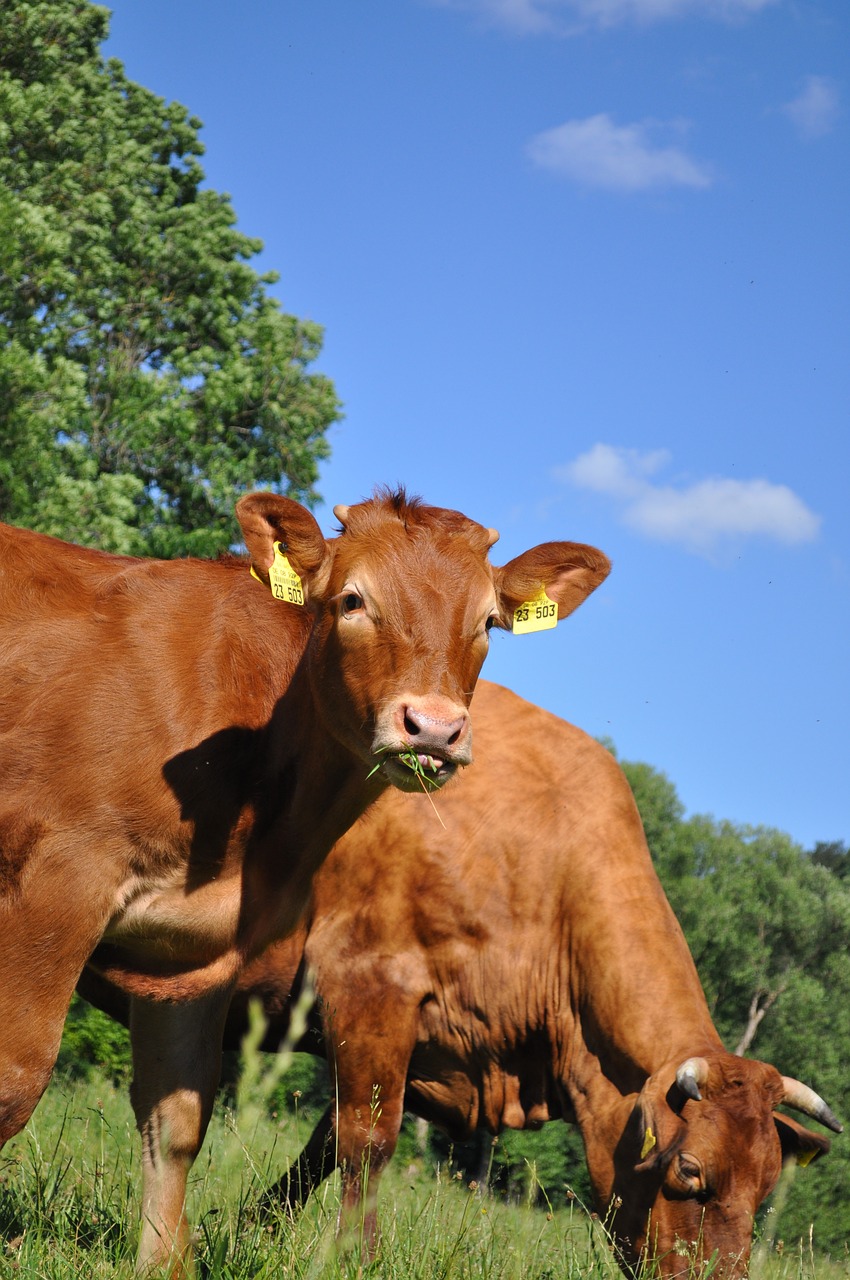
[0,0,340,556]
[810,840,850,881]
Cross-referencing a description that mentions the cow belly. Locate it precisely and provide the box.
[407,1041,559,1137]
[98,869,244,983]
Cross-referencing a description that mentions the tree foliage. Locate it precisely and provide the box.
[0,0,341,556]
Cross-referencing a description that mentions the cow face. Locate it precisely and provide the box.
[609,1053,836,1277]
[237,489,610,791]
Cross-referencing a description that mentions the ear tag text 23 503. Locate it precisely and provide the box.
[251,542,304,605]
[512,587,558,635]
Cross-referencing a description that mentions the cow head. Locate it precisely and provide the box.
[608,1051,839,1277]
[236,489,610,791]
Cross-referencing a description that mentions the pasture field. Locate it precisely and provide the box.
[0,1061,847,1280]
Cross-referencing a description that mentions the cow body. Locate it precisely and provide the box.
[111,679,837,1276]
[1,493,610,1272]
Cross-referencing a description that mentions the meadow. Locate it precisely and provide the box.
[1,1050,847,1280]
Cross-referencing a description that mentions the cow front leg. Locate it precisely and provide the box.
[129,987,232,1276]
[327,1006,419,1260]
[0,967,82,1146]
[0,855,118,1147]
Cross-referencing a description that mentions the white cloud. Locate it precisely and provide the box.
[527,114,714,191]
[428,0,776,35]
[557,445,821,553]
[566,443,671,496]
[781,76,841,140]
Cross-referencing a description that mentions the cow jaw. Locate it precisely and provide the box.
[375,748,460,792]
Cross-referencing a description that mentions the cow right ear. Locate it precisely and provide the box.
[236,492,331,601]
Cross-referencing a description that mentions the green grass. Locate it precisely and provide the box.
[0,1059,848,1279]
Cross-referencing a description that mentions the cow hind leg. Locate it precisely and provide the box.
[129,988,232,1277]
[260,1102,337,1219]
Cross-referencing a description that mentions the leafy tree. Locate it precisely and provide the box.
[810,840,850,881]
[0,0,340,556]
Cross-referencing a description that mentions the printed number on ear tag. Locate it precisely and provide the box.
[512,588,558,635]
[268,543,304,604]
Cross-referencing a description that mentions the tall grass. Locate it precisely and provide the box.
[0,1030,846,1279]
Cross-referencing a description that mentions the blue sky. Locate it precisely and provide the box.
[104,0,848,851]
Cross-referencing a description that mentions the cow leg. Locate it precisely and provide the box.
[129,987,232,1276]
[328,1005,419,1259]
[0,850,119,1146]
[260,1102,337,1217]
[0,961,85,1146]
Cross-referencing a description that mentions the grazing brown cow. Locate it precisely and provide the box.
[81,680,840,1277]
[0,491,609,1273]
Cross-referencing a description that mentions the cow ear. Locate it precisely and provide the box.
[492,541,610,628]
[236,492,331,600]
[629,1079,684,1174]
[774,1112,832,1167]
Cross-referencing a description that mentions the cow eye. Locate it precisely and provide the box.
[485,614,499,632]
[676,1154,705,1194]
[342,592,364,615]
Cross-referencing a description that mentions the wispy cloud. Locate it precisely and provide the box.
[556,444,821,553]
[527,114,714,191]
[781,76,841,140]
[428,0,777,36]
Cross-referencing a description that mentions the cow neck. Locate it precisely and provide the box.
[554,850,726,1218]
[239,660,386,958]
[563,859,724,1123]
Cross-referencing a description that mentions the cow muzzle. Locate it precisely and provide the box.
[372,698,472,792]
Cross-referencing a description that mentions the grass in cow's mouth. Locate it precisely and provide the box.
[367,750,446,826]
[367,749,442,787]
[397,749,444,788]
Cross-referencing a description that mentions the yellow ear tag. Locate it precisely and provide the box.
[250,542,304,605]
[512,587,558,635]
[796,1148,818,1168]
[640,1127,657,1160]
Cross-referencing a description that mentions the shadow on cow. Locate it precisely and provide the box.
[1,491,609,1274]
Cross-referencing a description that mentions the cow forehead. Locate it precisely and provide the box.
[328,501,497,607]
[683,1092,782,1192]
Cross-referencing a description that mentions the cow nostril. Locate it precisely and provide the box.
[404,709,422,737]
[447,724,462,745]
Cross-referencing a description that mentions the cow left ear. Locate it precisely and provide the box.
[492,541,611,629]
[629,1076,685,1174]
[236,492,331,602]
[774,1112,832,1168]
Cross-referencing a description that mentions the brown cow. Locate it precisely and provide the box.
[0,491,609,1273]
[81,680,839,1276]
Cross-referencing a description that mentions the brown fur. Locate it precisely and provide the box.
[1,493,609,1274]
[81,680,835,1277]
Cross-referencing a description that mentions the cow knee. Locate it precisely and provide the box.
[0,1059,54,1145]
[337,1103,400,1178]
[131,1082,208,1164]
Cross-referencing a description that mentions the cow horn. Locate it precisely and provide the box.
[780,1076,843,1134]
[676,1057,710,1102]
[486,527,500,548]
[333,504,350,529]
